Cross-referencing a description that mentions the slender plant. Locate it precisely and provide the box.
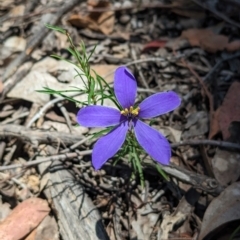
[39,24,181,187]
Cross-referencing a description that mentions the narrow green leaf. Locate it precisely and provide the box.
[155,164,169,181]
[45,24,66,34]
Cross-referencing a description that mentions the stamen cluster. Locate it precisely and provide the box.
[120,106,140,117]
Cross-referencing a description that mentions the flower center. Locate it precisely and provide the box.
[120,106,140,118]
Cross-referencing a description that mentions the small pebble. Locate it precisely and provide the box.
[102,212,108,219]
[119,14,131,24]
[122,0,132,8]
[137,21,143,28]
[114,2,121,8]
[156,48,168,58]
[100,169,106,175]
[131,18,137,29]
[162,73,172,79]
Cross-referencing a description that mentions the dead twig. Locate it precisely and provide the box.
[26,94,82,128]
[79,2,201,13]
[203,51,240,83]
[26,97,66,128]
[148,161,224,196]
[171,139,240,151]
[57,102,73,133]
[2,123,239,150]
[130,48,149,89]
[192,0,240,29]
[61,135,93,153]
[0,148,223,195]
[0,124,83,145]
[102,54,184,82]
[0,151,91,171]
[181,59,214,139]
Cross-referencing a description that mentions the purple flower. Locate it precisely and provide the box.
[77,67,181,170]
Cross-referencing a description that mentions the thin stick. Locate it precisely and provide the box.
[0,124,84,145]
[2,124,239,151]
[57,102,73,133]
[60,135,93,153]
[171,139,240,150]
[26,97,66,128]
[102,55,184,80]
[181,58,214,139]
[192,0,240,29]
[26,93,82,128]
[0,151,92,171]
[203,52,240,83]
[0,138,239,172]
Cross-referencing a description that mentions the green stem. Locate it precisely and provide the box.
[132,146,144,188]
[229,225,240,240]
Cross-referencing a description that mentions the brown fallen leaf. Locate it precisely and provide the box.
[160,188,199,239]
[68,0,115,35]
[0,201,12,222]
[9,4,25,17]
[7,58,88,105]
[181,29,213,46]
[181,28,229,53]
[199,182,240,240]
[3,36,26,52]
[0,81,3,94]
[212,148,240,186]
[0,4,25,32]
[218,81,240,140]
[226,40,240,52]
[142,40,167,52]
[201,34,228,53]
[209,108,221,139]
[0,198,50,240]
[170,0,205,18]
[25,215,59,240]
[228,121,240,144]
[90,64,118,83]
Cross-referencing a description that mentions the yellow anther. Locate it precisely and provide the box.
[132,107,140,116]
[120,108,130,116]
[120,106,140,116]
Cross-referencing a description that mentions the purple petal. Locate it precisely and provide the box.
[92,121,129,170]
[133,120,171,165]
[138,91,181,118]
[77,105,123,127]
[114,66,137,108]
